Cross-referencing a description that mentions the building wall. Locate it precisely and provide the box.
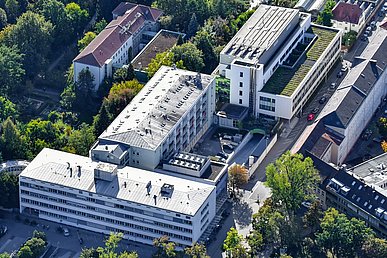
[336,70,387,165]
[73,63,104,91]
[19,176,216,248]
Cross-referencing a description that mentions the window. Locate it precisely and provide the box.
[239,82,243,87]
[239,72,243,77]
[259,96,275,112]
[239,99,242,105]
[239,90,243,96]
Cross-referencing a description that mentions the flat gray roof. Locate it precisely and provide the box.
[99,66,215,150]
[221,5,300,62]
[20,148,215,216]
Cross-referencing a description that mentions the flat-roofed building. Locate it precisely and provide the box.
[91,66,216,170]
[218,4,341,120]
[19,148,216,249]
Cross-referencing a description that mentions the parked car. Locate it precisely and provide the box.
[307,113,315,121]
[0,226,7,237]
[330,82,336,89]
[63,227,70,237]
[223,144,234,151]
[217,152,228,159]
[337,71,343,78]
[371,21,377,30]
[302,201,312,209]
[311,107,319,114]
[373,137,382,144]
[319,96,327,104]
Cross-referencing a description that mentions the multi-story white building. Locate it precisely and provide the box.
[73,4,162,90]
[90,66,216,171]
[295,27,387,165]
[218,5,341,120]
[19,148,216,249]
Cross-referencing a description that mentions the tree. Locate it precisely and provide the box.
[223,228,247,258]
[172,43,204,72]
[32,230,47,242]
[0,45,24,94]
[93,104,111,136]
[78,31,96,51]
[80,248,98,258]
[17,246,33,258]
[65,123,95,156]
[0,8,7,29]
[303,200,323,232]
[379,117,387,138]
[0,172,19,208]
[246,231,263,256]
[153,236,177,258]
[0,118,26,160]
[8,11,53,77]
[65,2,88,36]
[0,96,17,122]
[184,243,209,258]
[5,0,19,23]
[382,140,387,152]
[24,237,46,257]
[362,237,387,258]
[316,208,374,258]
[343,31,357,47]
[265,151,319,217]
[147,51,184,78]
[94,18,107,34]
[0,253,10,258]
[228,164,248,195]
[193,30,218,73]
[76,68,95,97]
[316,0,335,26]
[187,13,198,39]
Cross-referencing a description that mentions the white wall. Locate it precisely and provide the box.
[229,63,252,107]
[73,62,104,91]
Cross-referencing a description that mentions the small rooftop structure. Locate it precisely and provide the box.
[217,103,249,121]
[74,4,162,67]
[132,30,184,71]
[294,0,327,14]
[20,148,215,216]
[163,152,211,177]
[99,66,215,150]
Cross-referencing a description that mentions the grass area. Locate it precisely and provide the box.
[262,26,338,96]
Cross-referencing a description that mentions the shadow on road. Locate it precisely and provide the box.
[232,198,253,227]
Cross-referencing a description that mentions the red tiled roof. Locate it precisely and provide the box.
[332,2,362,24]
[74,4,163,67]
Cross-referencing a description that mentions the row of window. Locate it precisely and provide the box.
[21,198,193,241]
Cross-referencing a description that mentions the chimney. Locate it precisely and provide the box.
[69,167,73,177]
[124,182,127,188]
[146,181,152,195]
[77,165,81,175]
[153,195,157,205]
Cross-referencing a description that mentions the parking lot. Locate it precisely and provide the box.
[0,213,155,257]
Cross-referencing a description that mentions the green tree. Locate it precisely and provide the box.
[0,45,24,94]
[78,31,96,51]
[147,51,184,78]
[17,246,33,258]
[0,172,19,208]
[0,8,7,29]
[187,13,198,38]
[223,228,247,257]
[153,235,177,258]
[362,237,387,258]
[76,68,95,97]
[228,164,248,196]
[5,0,19,23]
[93,104,110,136]
[246,231,263,256]
[32,230,47,242]
[316,0,335,26]
[24,237,46,257]
[65,2,88,36]
[303,200,323,232]
[94,18,107,34]
[265,151,319,217]
[379,117,387,138]
[316,208,374,258]
[65,123,95,156]
[0,96,17,122]
[171,43,204,72]
[184,243,209,258]
[8,11,53,77]
[193,30,218,73]
[0,118,26,160]
[80,248,98,258]
[0,253,10,258]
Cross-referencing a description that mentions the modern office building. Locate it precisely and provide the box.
[294,28,387,165]
[73,3,162,90]
[218,4,341,120]
[321,153,387,237]
[91,66,216,170]
[19,148,216,248]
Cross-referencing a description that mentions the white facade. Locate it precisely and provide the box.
[92,66,216,171]
[19,148,216,249]
[219,5,341,120]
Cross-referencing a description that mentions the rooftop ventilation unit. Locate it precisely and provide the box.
[160,183,174,197]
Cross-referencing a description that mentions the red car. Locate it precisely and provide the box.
[307,113,315,121]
